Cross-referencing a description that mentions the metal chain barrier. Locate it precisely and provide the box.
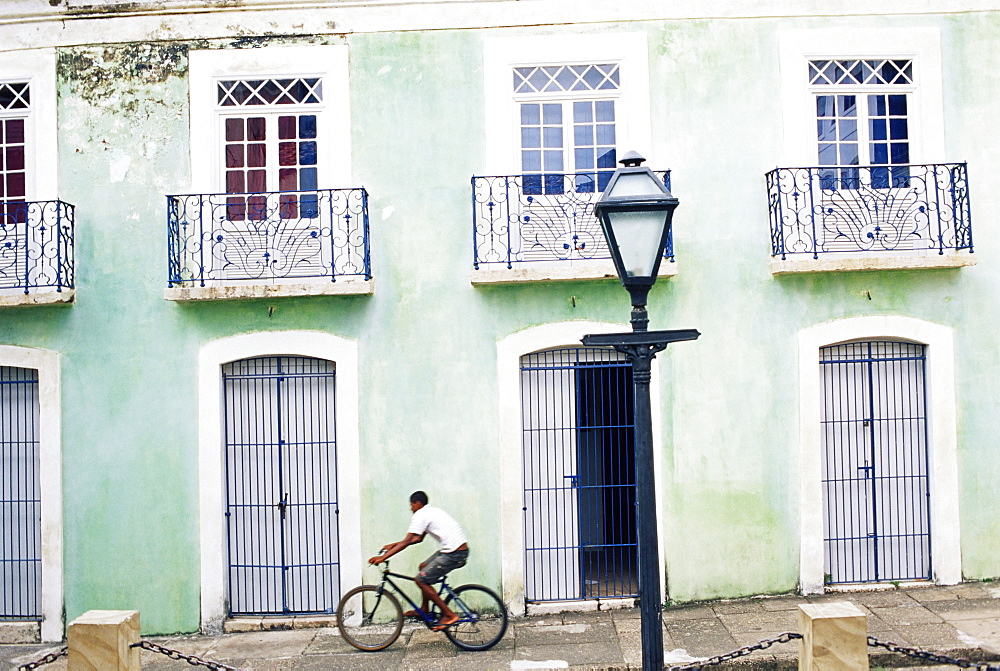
[868,635,1000,670]
[132,639,240,670]
[667,632,802,670]
[16,646,67,670]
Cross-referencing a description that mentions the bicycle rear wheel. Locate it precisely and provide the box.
[442,584,509,651]
[336,585,404,651]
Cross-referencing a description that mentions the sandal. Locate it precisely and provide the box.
[432,614,459,631]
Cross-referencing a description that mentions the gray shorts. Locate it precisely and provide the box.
[418,549,469,584]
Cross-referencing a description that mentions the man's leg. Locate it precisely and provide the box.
[403,559,432,617]
[415,576,458,628]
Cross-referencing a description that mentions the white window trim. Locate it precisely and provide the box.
[797,316,961,593]
[197,330,362,632]
[188,45,351,193]
[0,49,57,201]
[496,321,664,614]
[484,33,651,175]
[0,345,62,642]
[479,33,658,284]
[778,27,944,167]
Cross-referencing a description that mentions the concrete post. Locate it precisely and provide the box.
[67,610,141,671]
[797,602,869,670]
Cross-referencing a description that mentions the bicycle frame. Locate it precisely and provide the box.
[374,565,477,626]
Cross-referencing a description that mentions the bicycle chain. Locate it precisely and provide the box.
[668,632,802,670]
[132,639,240,670]
[16,646,67,670]
[868,635,1000,670]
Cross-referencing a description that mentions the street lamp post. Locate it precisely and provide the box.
[582,151,700,671]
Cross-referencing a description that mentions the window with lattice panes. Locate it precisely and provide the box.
[218,78,321,221]
[811,59,912,189]
[0,81,29,224]
[514,64,619,195]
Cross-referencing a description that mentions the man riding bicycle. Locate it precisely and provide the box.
[368,491,470,630]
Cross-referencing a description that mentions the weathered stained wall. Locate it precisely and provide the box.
[0,1,998,635]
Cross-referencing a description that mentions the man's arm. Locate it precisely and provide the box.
[369,533,423,565]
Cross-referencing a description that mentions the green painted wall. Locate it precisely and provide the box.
[0,9,997,635]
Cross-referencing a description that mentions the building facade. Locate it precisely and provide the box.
[0,0,998,641]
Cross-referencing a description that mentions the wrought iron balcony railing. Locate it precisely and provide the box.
[766,163,972,259]
[167,188,370,287]
[472,172,673,269]
[0,200,75,294]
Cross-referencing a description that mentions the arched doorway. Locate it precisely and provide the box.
[222,355,341,615]
[820,340,930,584]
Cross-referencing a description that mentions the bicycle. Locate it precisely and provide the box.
[336,557,509,652]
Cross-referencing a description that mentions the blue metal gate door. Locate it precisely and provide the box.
[521,348,637,601]
[820,341,931,584]
[223,356,341,615]
[0,366,41,621]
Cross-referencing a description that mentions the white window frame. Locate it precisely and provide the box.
[188,45,350,194]
[778,27,944,168]
[476,34,671,284]
[0,49,57,202]
[484,32,651,177]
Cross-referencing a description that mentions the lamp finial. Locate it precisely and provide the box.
[620,150,645,167]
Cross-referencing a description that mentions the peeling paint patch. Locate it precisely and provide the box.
[60,42,187,93]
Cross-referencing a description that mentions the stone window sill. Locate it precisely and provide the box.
[770,252,975,275]
[471,260,677,285]
[0,289,75,307]
[164,278,374,301]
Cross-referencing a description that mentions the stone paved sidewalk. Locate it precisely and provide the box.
[3,582,1000,669]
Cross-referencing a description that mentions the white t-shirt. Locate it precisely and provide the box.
[407,505,467,553]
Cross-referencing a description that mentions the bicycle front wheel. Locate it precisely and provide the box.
[336,585,404,651]
[443,584,509,651]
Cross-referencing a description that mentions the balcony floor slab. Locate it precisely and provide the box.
[0,289,75,307]
[164,278,373,301]
[770,252,976,275]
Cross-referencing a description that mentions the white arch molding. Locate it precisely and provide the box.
[497,321,666,615]
[797,316,961,593]
[198,331,362,632]
[0,345,62,642]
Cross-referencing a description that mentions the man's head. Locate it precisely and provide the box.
[409,490,428,512]
[410,490,427,512]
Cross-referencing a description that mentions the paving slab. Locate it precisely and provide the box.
[203,628,318,659]
[925,597,1000,620]
[662,603,716,620]
[952,619,1000,655]
[756,597,806,612]
[851,590,923,608]
[712,599,766,615]
[868,604,946,626]
[665,616,739,658]
[516,621,617,646]
[717,610,799,634]
[515,641,624,667]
